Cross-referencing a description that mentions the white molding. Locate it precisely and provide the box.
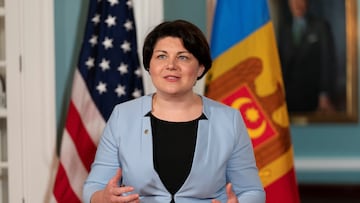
[6,0,24,201]
[295,157,360,172]
[21,0,56,202]
[5,0,56,202]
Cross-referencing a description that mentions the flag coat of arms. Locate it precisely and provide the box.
[52,0,143,202]
[206,0,301,202]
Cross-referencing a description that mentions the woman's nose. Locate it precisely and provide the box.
[166,58,176,70]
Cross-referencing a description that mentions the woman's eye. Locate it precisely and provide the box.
[178,55,188,60]
[157,55,166,59]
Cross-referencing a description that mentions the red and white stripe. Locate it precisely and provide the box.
[53,69,105,202]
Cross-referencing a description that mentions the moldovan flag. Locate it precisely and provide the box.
[205,0,301,202]
[52,0,144,202]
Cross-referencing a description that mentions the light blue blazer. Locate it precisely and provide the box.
[83,94,265,203]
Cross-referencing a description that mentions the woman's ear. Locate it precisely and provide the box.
[197,65,205,77]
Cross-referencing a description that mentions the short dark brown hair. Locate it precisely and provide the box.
[142,19,212,79]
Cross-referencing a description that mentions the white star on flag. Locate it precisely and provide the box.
[115,84,126,97]
[92,14,101,25]
[105,15,116,27]
[107,0,119,6]
[126,0,133,8]
[118,62,128,75]
[121,40,131,53]
[135,67,142,77]
[89,35,98,46]
[102,37,114,49]
[96,81,107,94]
[132,88,142,98]
[99,58,110,71]
[123,20,133,31]
[85,57,95,69]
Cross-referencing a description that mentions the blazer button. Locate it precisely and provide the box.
[144,129,149,135]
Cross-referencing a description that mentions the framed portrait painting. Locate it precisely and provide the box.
[269,0,358,124]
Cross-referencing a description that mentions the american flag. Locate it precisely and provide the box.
[52,0,143,202]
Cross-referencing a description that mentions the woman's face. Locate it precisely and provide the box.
[149,37,205,96]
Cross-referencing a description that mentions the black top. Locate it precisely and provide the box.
[150,113,206,199]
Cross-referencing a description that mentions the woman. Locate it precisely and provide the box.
[83,19,265,203]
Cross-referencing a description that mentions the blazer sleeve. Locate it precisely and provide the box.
[227,110,266,203]
[83,106,122,203]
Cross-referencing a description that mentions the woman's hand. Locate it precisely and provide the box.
[91,168,140,203]
[212,183,239,203]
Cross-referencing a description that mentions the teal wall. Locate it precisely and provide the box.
[54,0,89,138]
[55,0,360,184]
[163,0,207,33]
